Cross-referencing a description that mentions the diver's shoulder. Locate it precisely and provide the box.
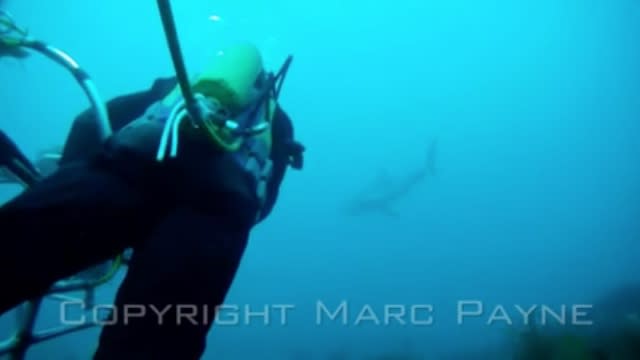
[273,103,294,130]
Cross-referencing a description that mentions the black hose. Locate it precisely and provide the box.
[156,0,202,125]
[274,55,293,98]
[0,130,41,186]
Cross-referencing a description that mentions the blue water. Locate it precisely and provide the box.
[1,0,639,358]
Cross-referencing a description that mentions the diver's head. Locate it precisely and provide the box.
[192,42,267,116]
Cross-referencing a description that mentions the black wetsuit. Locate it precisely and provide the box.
[0,77,303,359]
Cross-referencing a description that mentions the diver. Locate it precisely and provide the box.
[0,42,305,359]
[345,138,437,216]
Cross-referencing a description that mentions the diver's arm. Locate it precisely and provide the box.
[259,106,293,220]
[60,77,178,165]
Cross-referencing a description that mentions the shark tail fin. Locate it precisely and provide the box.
[426,137,438,176]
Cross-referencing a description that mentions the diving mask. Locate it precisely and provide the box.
[197,53,293,137]
[195,85,270,137]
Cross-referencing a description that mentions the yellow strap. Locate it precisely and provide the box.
[92,255,123,286]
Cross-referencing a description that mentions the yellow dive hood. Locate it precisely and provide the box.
[163,42,265,114]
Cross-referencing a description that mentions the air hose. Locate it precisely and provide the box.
[0,10,112,143]
[156,0,204,127]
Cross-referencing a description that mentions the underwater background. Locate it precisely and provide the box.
[1,0,639,358]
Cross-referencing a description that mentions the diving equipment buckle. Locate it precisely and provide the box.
[154,93,270,162]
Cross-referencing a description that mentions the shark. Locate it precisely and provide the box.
[345,138,438,216]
